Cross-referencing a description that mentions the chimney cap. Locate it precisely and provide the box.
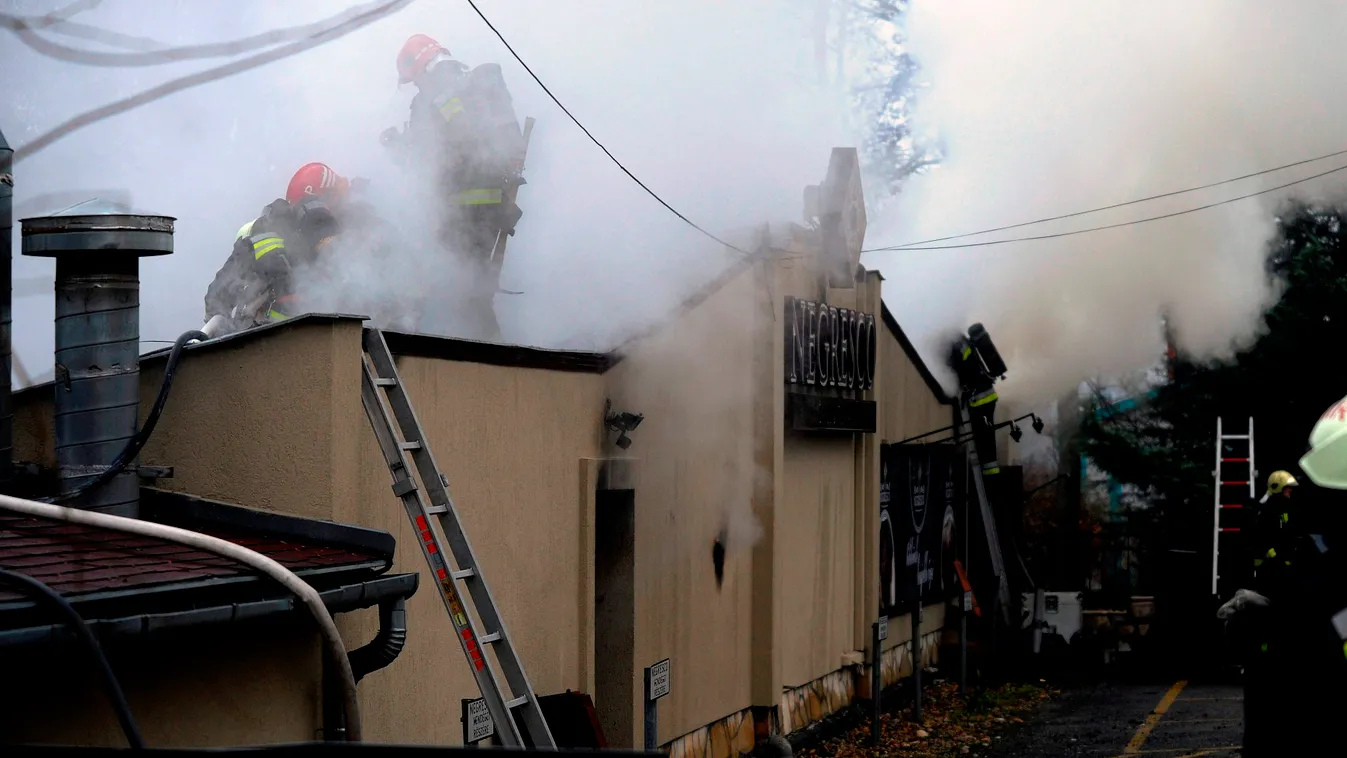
[21,197,174,259]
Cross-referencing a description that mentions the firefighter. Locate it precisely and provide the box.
[1220,400,1347,755]
[202,162,354,338]
[949,334,1001,481]
[379,33,525,341]
[1251,470,1297,586]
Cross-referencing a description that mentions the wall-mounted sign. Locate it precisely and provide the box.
[647,658,671,701]
[462,697,494,744]
[784,296,877,391]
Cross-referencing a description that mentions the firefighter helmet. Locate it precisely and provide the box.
[397,34,446,84]
[1299,395,1347,489]
[285,162,350,205]
[1267,470,1298,495]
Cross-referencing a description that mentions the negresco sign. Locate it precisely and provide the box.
[784,296,877,391]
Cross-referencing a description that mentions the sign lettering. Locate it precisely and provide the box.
[463,698,494,743]
[648,658,671,700]
[784,296,876,390]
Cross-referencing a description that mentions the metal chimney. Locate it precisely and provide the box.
[0,127,12,490]
[21,200,173,517]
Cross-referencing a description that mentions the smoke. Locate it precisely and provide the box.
[867,0,1347,407]
[4,0,855,370]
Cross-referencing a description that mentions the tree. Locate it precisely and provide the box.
[1079,200,1347,537]
[807,0,942,204]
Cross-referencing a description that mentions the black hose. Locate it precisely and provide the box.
[44,329,208,504]
[0,568,144,749]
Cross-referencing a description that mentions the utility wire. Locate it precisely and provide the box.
[864,146,1347,252]
[23,0,102,29]
[3,0,406,67]
[12,0,415,164]
[464,0,752,255]
[863,161,1347,252]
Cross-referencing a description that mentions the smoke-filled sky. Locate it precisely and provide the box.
[870,0,1347,406]
[6,0,1346,410]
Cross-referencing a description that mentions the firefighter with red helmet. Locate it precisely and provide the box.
[379,33,525,341]
[203,163,357,337]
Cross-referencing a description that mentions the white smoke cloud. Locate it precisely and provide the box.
[867,0,1347,407]
[3,0,859,376]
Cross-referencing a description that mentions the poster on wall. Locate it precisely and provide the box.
[880,443,964,616]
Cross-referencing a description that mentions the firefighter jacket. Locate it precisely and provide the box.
[203,197,340,327]
[1251,493,1294,591]
[950,337,1000,478]
[404,60,524,217]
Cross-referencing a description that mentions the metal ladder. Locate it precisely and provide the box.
[959,406,1012,622]
[1211,416,1255,597]
[359,327,556,749]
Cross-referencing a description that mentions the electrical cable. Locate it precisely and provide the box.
[12,0,415,164]
[865,146,1347,251]
[22,0,102,29]
[864,161,1347,253]
[2,0,411,67]
[464,0,753,256]
[41,329,207,505]
[0,567,145,749]
[0,494,363,741]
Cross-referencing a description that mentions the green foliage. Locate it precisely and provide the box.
[1079,201,1347,513]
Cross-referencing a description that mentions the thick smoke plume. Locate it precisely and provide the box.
[868,0,1347,407]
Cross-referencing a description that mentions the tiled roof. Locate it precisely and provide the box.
[0,512,386,603]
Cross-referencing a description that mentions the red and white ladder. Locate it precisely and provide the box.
[1211,417,1255,596]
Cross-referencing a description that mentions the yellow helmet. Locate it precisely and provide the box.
[1267,470,1299,495]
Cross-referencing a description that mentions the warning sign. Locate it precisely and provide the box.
[463,698,494,744]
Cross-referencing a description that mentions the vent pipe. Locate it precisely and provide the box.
[21,201,173,517]
[1,127,12,490]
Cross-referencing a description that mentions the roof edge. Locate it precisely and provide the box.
[879,300,952,405]
[378,328,613,374]
[140,486,397,560]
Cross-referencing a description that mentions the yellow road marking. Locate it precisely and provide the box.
[1122,680,1188,754]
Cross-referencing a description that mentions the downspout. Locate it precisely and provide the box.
[348,596,409,682]
[326,596,409,741]
[1,125,12,490]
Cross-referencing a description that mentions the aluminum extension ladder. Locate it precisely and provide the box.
[360,327,556,749]
[959,406,1012,623]
[1211,417,1256,597]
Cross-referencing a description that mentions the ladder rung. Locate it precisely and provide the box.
[425,503,447,515]
[451,568,476,580]
[1221,435,1250,440]
[374,377,396,387]
[1220,527,1241,533]
[505,697,528,709]
[392,478,417,497]
[399,441,422,451]
[1221,458,1249,463]
[479,632,501,643]
[1220,481,1248,486]
[1220,504,1243,509]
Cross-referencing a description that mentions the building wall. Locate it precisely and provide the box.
[349,353,607,745]
[604,261,761,748]
[0,626,321,747]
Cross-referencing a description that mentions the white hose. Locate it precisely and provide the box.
[0,494,362,741]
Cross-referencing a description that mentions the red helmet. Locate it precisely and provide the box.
[285,162,350,205]
[397,33,446,84]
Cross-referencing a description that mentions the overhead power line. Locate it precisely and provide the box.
[12,0,415,164]
[464,0,753,256]
[25,0,102,28]
[864,145,1347,252]
[863,161,1347,253]
[2,1,406,67]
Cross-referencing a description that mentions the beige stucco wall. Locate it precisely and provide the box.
[604,261,761,748]
[878,327,951,445]
[0,626,321,747]
[350,354,607,744]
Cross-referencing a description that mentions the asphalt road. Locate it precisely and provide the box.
[988,680,1243,757]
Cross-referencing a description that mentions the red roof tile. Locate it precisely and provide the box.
[0,513,385,603]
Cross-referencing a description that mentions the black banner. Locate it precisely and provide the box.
[880,443,964,616]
